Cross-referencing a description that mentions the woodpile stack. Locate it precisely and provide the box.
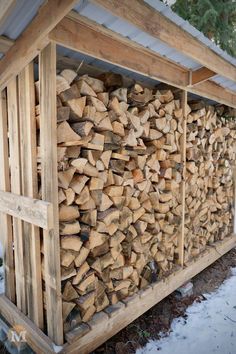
[185,104,236,262]
[35,68,235,331]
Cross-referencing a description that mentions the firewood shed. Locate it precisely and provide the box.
[0,1,235,353]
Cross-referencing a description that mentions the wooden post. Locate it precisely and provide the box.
[39,42,63,345]
[0,89,15,302]
[178,90,187,266]
[233,166,236,234]
[7,78,26,313]
[18,62,44,329]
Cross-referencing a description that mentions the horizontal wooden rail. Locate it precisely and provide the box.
[0,190,53,229]
[0,295,55,354]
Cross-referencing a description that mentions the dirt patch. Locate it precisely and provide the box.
[93,248,236,354]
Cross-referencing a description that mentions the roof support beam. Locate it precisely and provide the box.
[92,0,236,82]
[0,0,16,27]
[0,36,14,54]
[50,14,236,108]
[190,67,216,86]
[0,0,79,91]
[50,14,189,88]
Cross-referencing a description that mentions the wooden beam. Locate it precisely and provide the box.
[7,77,27,315]
[51,14,236,108]
[18,62,44,328]
[0,90,15,302]
[190,67,216,85]
[0,0,79,91]
[0,36,14,54]
[0,295,55,354]
[39,42,63,345]
[178,90,187,266]
[92,0,236,82]
[189,80,236,107]
[50,15,189,88]
[0,191,53,230]
[62,235,236,354]
[0,0,16,27]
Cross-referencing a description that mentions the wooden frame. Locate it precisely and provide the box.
[0,1,235,352]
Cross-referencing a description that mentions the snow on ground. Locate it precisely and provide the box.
[137,268,236,354]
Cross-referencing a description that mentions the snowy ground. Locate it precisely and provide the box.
[137,268,236,354]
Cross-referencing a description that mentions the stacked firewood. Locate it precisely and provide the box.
[36,69,185,327]
[184,104,236,262]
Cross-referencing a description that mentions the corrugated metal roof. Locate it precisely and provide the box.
[0,0,235,96]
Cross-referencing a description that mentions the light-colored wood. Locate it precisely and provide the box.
[50,15,236,108]
[50,15,189,88]
[93,0,236,82]
[62,235,236,354]
[233,166,236,234]
[0,89,15,302]
[189,80,236,108]
[178,91,187,266]
[0,0,79,91]
[7,78,26,314]
[0,295,55,354]
[0,0,16,27]
[39,42,63,345]
[0,35,14,54]
[0,190,53,229]
[190,67,216,85]
[18,63,43,328]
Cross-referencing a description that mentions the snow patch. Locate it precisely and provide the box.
[137,268,236,354]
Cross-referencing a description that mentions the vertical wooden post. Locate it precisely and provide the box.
[0,89,15,302]
[18,62,44,329]
[7,78,26,313]
[233,166,236,234]
[178,90,187,267]
[39,42,63,345]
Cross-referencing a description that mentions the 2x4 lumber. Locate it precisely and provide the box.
[0,191,53,230]
[189,80,236,108]
[0,35,14,54]
[0,0,79,91]
[39,42,63,345]
[0,295,55,354]
[0,90,15,302]
[0,0,16,27]
[93,0,236,82]
[178,90,187,266]
[62,235,236,354]
[18,62,43,328]
[50,14,189,88]
[51,15,236,108]
[7,78,26,314]
[190,67,216,86]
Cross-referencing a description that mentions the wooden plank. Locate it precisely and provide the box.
[190,67,216,86]
[18,62,43,328]
[0,0,16,27]
[39,42,63,345]
[50,15,236,108]
[93,0,236,82]
[0,0,79,91]
[0,295,56,354]
[233,166,236,234]
[189,80,236,108]
[0,90,15,302]
[0,35,14,54]
[62,234,236,354]
[178,90,187,266]
[7,78,26,314]
[50,15,189,88]
[0,191,53,229]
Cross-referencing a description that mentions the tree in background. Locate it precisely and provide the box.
[167,0,236,57]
